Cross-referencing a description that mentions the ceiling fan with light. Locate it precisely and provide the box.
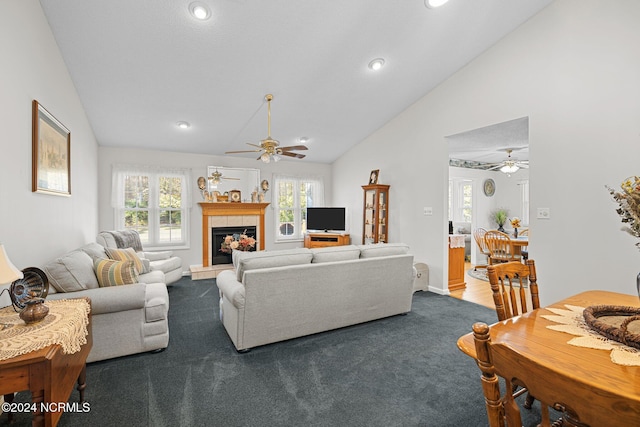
[486,149,529,174]
[225,94,308,163]
[207,168,240,187]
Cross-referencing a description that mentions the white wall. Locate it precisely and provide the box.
[98,147,332,272]
[333,0,640,304]
[0,1,99,275]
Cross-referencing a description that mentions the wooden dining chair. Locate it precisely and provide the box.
[486,259,540,410]
[472,228,491,270]
[472,322,598,427]
[484,230,521,265]
[487,259,540,322]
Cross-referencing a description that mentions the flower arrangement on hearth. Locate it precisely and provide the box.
[607,176,640,250]
[220,230,256,254]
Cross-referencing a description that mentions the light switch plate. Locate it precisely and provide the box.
[537,208,550,219]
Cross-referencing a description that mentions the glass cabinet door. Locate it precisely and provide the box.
[362,184,390,244]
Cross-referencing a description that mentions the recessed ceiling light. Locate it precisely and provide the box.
[176,121,191,129]
[368,58,385,71]
[299,137,310,143]
[189,2,211,20]
[425,0,450,8]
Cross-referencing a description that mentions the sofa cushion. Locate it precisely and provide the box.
[80,242,107,259]
[358,243,410,258]
[105,247,144,275]
[144,251,173,261]
[235,248,313,281]
[94,258,138,287]
[42,250,100,293]
[311,245,361,263]
[149,256,182,274]
[137,270,165,284]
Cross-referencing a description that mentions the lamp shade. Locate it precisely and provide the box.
[0,244,23,285]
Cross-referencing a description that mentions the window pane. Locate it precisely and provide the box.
[159,210,182,242]
[124,175,149,208]
[124,210,149,243]
[278,181,294,208]
[159,177,182,209]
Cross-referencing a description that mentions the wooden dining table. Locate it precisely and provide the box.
[510,236,528,256]
[457,290,640,425]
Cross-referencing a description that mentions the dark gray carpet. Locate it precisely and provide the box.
[4,277,548,427]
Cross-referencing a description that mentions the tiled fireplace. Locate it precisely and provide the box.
[191,202,269,280]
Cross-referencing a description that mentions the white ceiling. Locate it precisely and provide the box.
[447,116,529,164]
[39,0,552,164]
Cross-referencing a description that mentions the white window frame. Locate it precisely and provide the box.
[449,178,473,223]
[112,164,191,249]
[273,174,325,242]
[519,179,530,225]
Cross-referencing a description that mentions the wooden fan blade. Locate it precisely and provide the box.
[225,149,262,154]
[280,151,306,159]
[280,145,308,151]
[223,177,241,180]
[246,143,263,148]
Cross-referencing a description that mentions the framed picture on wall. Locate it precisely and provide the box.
[32,100,71,196]
[368,169,379,185]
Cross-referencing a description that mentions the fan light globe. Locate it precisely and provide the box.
[260,152,271,163]
[500,164,519,174]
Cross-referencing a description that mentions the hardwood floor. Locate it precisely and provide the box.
[449,262,495,309]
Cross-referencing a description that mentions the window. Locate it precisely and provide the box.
[449,179,473,223]
[112,164,191,248]
[519,180,530,225]
[273,175,324,241]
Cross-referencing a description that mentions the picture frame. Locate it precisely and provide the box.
[32,100,71,196]
[368,169,379,185]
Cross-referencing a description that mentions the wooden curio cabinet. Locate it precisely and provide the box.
[362,184,390,244]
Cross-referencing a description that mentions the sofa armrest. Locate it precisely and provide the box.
[143,251,173,261]
[47,283,151,315]
[216,270,245,309]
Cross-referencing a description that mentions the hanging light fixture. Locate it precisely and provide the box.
[500,162,520,174]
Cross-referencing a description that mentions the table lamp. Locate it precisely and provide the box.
[0,244,49,324]
[0,244,23,286]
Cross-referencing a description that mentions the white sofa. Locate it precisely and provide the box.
[97,230,183,285]
[216,243,414,352]
[43,242,169,362]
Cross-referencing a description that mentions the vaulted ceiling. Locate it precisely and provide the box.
[39,0,552,163]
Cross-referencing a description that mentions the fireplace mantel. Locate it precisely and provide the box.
[199,202,269,267]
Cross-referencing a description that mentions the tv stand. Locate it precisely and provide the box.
[304,232,350,248]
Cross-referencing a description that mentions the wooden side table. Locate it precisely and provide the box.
[448,235,466,291]
[0,298,92,427]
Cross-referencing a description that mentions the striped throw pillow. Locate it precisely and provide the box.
[105,247,144,275]
[94,258,138,287]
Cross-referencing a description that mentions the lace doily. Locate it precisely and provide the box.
[0,299,90,361]
[449,235,466,249]
[542,304,640,366]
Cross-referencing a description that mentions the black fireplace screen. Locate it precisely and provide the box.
[211,226,257,265]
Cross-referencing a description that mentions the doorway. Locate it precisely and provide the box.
[445,117,530,298]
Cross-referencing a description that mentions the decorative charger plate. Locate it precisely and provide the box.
[10,267,49,310]
[483,179,495,197]
[583,305,640,350]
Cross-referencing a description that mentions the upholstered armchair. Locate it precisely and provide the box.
[96,230,183,285]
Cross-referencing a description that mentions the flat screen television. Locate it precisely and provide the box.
[306,207,347,232]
